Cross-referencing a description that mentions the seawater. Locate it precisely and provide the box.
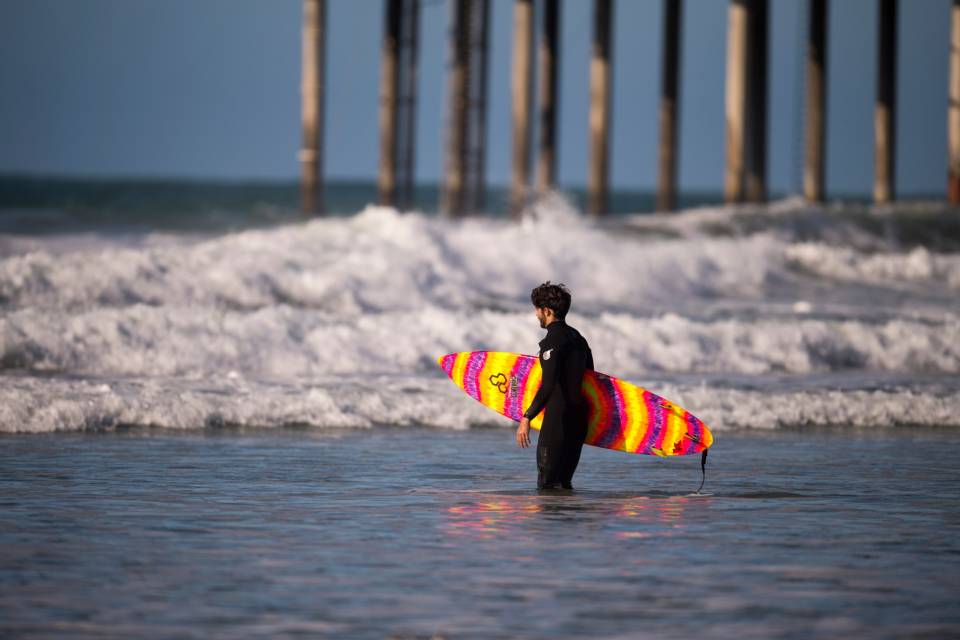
[0,176,729,234]
[1,178,960,636]
[2,428,959,638]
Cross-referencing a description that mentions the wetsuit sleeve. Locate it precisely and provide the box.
[523,345,560,420]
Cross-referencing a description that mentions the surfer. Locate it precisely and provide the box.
[516,282,594,490]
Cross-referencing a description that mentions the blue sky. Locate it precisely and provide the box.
[0,0,952,196]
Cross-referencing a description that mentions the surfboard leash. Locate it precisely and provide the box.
[696,448,709,493]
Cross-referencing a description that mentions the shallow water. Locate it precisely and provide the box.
[2,427,959,639]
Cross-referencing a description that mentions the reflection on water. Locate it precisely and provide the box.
[445,499,542,539]
[443,492,706,543]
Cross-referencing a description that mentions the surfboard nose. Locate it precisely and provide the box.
[436,353,457,374]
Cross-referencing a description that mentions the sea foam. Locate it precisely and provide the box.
[1,198,958,432]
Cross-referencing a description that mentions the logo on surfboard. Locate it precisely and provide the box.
[489,373,508,394]
[489,373,520,399]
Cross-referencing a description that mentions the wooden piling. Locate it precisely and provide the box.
[398,0,420,211]
[379,0,419,210]
[300,0,326,215]
[379,0,402,207]
[804,0,827,203]
[442,0,489,217]
[470,0,491,213]
[510,0,535,218]
[536,0,560,193]
[588,0,612,217]
[949,0,960,203]
[874,0,897,205]
[656,0,682,212]
[443,0,469,216]
[745,0,768,203]
[724,0,748,204]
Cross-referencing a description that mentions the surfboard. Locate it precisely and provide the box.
[437,351,713,458]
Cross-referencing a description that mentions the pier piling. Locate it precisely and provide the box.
[536,0,560,194]
[300,0,326,215]
[399,0,420,211]
[724,0,748,203]
[379,0,401,207]
[874,0,897,205]
[379,0,419,210]
[725,0,767,204]
[804,0,828,203]
[745,0,768,203]
[588,0,612,217]
[442,0,490,217]
[510,0,534,218]
[656,0,683,212]
[949,0,960,203]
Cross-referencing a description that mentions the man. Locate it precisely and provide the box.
[516,282,594,490]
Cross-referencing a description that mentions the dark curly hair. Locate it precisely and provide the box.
[530,281,571,319]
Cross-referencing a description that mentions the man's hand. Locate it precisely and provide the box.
[516,417,531,448]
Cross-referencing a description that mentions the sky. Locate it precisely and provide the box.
[0,0,952,197]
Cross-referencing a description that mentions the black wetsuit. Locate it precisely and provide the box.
[522,320,594,489]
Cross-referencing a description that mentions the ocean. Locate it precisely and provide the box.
[1,177,959,638]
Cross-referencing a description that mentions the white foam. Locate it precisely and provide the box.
[0,206,802,312]
[2,306,959,378]
[786,244,960,289]
[2,373,957,434]
[4,201,957,315]
[2,199,959,433]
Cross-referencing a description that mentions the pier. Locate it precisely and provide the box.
[300,0,959,216]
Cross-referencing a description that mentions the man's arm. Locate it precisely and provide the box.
[523,345,560,421]
[517,343,561,448]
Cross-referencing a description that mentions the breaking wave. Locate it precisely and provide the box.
[2,196,959,433]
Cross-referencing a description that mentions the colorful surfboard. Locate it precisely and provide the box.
[437,351,713,458]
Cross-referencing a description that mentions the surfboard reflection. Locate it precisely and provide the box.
[444,499,543,540]
[442,492,711,542]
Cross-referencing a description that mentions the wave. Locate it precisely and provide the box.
[786,243,960,289]
[0,205,776,312]
[2,198,959,434]
[622,196,960,251]
[2,307,959,378]
[2,202,959,313]
[2,372,957,433]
